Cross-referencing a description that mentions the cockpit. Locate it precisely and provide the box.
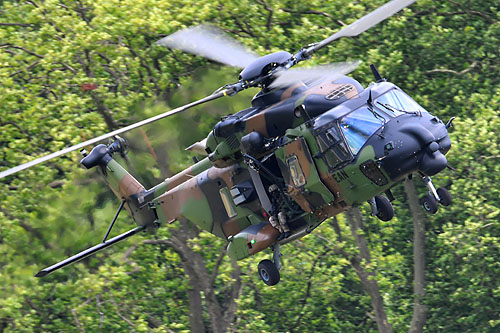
[312,86,430,171]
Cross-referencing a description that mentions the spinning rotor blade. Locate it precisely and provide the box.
[305,0,416,56]
[156,25,259,68]
[269,60,361,89]
[0,90,228,180]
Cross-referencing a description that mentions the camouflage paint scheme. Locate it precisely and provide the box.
[91,76,450,262]
[205,76,362,167]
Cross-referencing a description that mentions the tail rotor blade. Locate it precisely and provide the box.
[156,25,259,68]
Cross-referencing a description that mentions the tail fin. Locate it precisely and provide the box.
[81,140,156,227]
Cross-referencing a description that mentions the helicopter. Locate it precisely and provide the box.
[0,0,455,286]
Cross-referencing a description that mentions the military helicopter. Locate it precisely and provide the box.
[0,0,454,286]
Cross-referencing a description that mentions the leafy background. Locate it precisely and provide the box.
[0,0,499,332]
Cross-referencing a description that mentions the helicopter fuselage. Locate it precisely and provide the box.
[98,77,450,261]
[30,1,432,279]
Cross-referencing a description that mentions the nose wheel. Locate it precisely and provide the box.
[420,176,452,214]
[437,187,452,206]
[421,194,438,214]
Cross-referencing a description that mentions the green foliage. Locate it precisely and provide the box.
[1,0,499,331]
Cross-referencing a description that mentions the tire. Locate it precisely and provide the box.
[375,195,394,221]
[437,187,452,206]
[421,194,438,214]
[258,259,280,286]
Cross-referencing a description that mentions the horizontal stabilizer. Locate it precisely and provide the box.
[35,226,145,277]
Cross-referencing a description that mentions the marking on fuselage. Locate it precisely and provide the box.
[333,170,349,183]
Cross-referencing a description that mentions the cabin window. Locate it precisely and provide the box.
[339,106,385,155]
[315,125,352,169]
[219,187,237,218]
[287,155,306,187]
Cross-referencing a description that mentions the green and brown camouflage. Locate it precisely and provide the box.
[32,2,454,280]
[204,76,363,167]
[80,77,451,264]
[81,146,156,227]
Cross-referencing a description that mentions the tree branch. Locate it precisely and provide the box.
[71,309,85,333]
[8,60,40,78]
[95,295,105,331]
[0,44,44,58]
[255,0,274,31]
[70,297,92,333]
[0,120,31,138]
[424,61,480,76]
[449,0,495,24]
[292,246,332,331]
[109,294,136,327]
[144,236,226,332]
[0,204,53,249]
[0,23,34,27]
[24,296,44,321]
[415,3,495,24]
[209,244,228,287]
[280,8,346,27]
[231,17,257,38]
[123,38,160,94]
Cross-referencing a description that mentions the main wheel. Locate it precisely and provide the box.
[258,259,280,286]
[375,195,394,221]
[437,187,452,206]
[421,194,438,214]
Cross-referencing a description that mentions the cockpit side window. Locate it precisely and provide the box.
[339,106,385,155]
[315,124,352,170]
[375,89,426,116]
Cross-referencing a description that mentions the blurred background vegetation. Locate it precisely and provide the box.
[0,0,499,331]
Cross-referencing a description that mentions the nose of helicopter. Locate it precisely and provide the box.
[376,113,451,180]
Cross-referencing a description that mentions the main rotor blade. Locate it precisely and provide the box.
[306,0,416,56]
[156,25,259,68]
[269,60,361,89]
[0,90,227,180]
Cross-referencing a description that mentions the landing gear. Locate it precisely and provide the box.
[258,244,282,286]
[421,194,438,214]
[437,187,452,206]
[369,195,394,221]
[258,260,280,286]
[421,176,452,214]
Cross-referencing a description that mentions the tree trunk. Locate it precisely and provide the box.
[184,263,206,333]
[404,178,428,333]
[345,208,393,333]
[144,220,242,332]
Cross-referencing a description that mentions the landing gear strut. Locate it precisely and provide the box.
[421,176,452,214]
[258,244,282,286]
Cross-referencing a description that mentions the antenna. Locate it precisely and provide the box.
[370,64,386,82]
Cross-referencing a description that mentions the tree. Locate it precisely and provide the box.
[1,0,499,331]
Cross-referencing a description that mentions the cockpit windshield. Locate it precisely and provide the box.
[375,89,426,116]
[339,106,385,155]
